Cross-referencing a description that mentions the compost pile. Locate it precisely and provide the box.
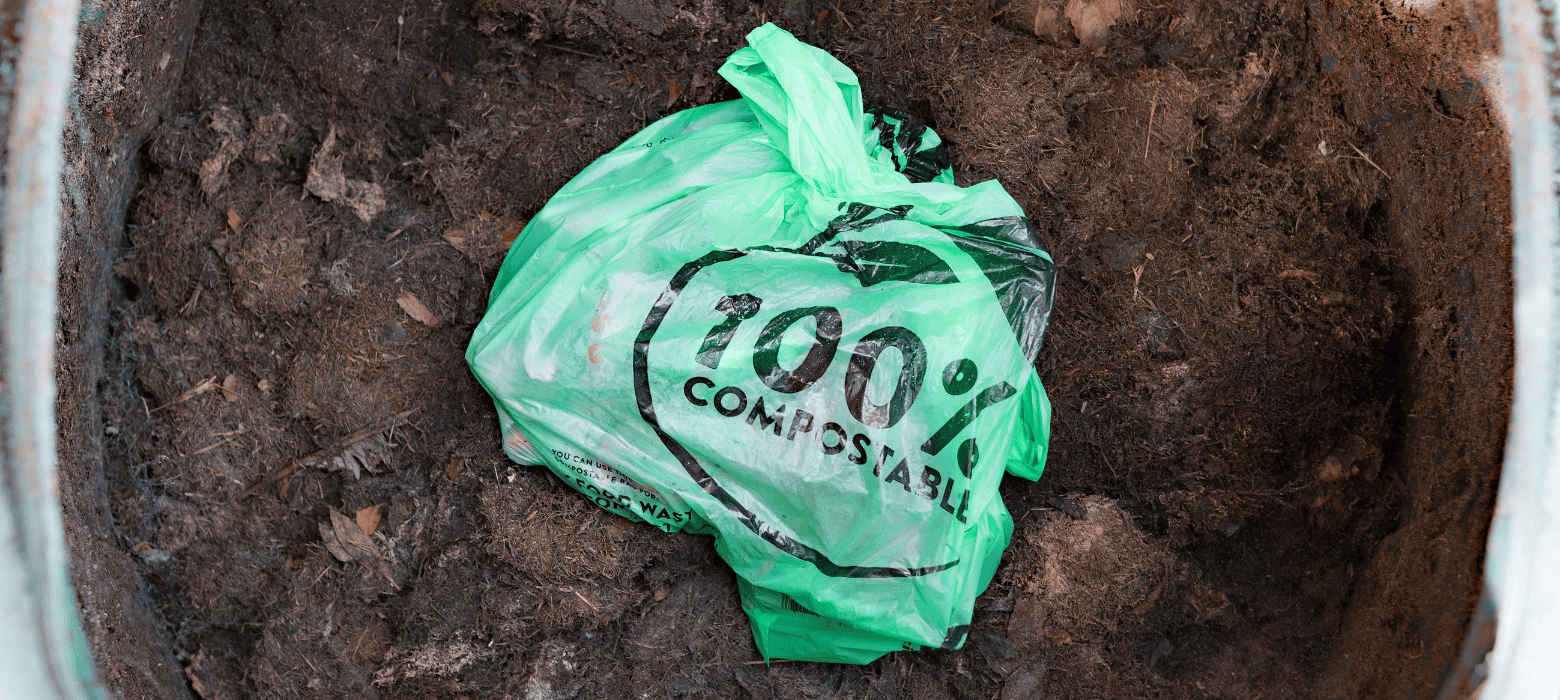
[86,0,1503,697]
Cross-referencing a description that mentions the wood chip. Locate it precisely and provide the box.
[1276,269,1320,282]
[396,291,440,327]
[227,209,242,233]
[221,374,240,402]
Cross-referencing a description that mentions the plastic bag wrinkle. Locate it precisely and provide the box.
[466,24,1056,663]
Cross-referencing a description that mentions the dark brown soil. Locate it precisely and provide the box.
[56,0,1511,698]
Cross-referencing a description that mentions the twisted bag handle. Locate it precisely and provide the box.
[718,24,963,206]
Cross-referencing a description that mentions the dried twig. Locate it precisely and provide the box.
[151,376,220,412]
[1144,86,1160,159]
[191,438,234,456]
[1347,142,1391,180]
[831,0,853,29]
[540,42,606,60]
[396,9,405,62]
[244,408,418,497]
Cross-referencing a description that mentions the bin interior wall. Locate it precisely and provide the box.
[1307,2,1509,696]
[57,1,206,696]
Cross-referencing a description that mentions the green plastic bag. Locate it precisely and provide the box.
[467,24,1055,664]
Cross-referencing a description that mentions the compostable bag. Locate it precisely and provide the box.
[467,24,1056,664]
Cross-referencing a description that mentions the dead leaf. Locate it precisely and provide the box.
[1064,0,1122,45]
[397,291,440,327]
[1021,0,1076,45]
[442,227,471,255]
[327,429,397,479]
[501,223,523,249]
[305,124,387,223]
[319,521,354,563]
[221,374,240,402]
[324,507,398,588]
[666,79,684,109]
[356,504,384,536]
[605,514,634,538]
[446,456,464,482]
[329,507,386,570]
[445,216,527,261]
[226,209,242,233]
[1276,269,1320,282]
